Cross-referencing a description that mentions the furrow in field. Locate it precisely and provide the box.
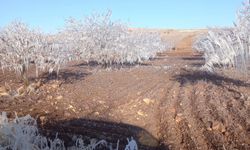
[158,81,183,149]
[179,82,209,150]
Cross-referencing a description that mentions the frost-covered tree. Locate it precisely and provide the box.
[0,21,76,85]
[234,0,250,71]
[0,11,170,85]
[35,34,76,76]
[193,0,250,73]
[193,28,238,72]
[0,21,44,85]
[63,11,168,66]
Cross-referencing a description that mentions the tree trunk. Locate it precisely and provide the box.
[21,65,29,87]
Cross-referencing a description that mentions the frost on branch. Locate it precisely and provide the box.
[0,112,138,150]
[193,28,238,72]
[0,21,44,84]
[63,11,169,66]
[0,21,75,84]
[193,0,250,73]
[0,11,170,83]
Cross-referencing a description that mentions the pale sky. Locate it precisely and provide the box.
[0,0,243,33]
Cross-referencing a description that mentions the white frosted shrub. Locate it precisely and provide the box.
[0,22,44,82]
[193,0,250,72]
[63,11,168,66]
[0,22,76,84]
[36,34,77,75]
[193,28,238,72]
[0,112,138,150]
[234,0,250,71]
[0,12,169,80]
[0,112,65,150]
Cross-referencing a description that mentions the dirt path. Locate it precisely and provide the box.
[0,31,249,149]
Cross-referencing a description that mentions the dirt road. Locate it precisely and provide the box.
[0,30,249,149]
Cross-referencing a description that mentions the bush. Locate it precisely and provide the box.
[193,0,250,73]
[0,11,170,84]
[0,21,44,84]
[0,112,138,150]
[0,22,76,85]
[63,11,169,66]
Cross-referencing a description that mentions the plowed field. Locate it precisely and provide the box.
[0,30,249,149]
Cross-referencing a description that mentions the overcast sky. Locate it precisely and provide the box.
[0,0,243,33]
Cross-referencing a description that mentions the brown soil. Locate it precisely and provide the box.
[0,30,249,150]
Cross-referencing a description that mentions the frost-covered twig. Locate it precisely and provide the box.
[62,11,169,66]
[193,0,250,73]
[0,22,75,84]
[0,112,138,150]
